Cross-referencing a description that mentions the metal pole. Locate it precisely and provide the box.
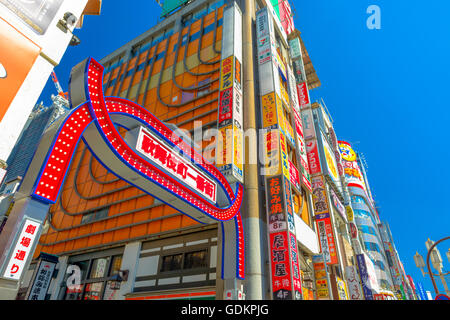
[426,236,450,295]
[240,0,265,300]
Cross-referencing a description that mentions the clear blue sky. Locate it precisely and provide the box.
[37,0,450,296]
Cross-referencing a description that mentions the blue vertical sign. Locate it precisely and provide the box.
[416,282,427,300]
[356,254,373,300]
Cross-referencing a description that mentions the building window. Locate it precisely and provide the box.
[81,207,109,224]
[184,250,208,269]
[64,252,123,300]
[160,249,208,273]
[160,253,183,272]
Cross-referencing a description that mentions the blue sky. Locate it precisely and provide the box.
[37,0,450,296]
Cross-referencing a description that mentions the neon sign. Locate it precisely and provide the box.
[30,58,245,280]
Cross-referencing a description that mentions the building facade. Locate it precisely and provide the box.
[1,0,412,301]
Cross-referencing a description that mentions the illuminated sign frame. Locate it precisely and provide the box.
[29,58,245,280]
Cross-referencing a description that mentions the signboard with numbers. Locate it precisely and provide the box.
[3,219,40,280]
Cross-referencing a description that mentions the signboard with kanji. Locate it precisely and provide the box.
[3,219,40,280]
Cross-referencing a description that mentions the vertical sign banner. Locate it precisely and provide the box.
[306,140,321,175]
[216,4,243,184]
[266,176,286,233]
[345,266,363,300]
[356,254,374,300]
[312,255,329,299]
[311,176,329,215]
[316,215,338,265]
[0,17,41,122]
[270,231,292,300]
[3,219,40,280]
[26,258,57,300]
[257,6,303,300]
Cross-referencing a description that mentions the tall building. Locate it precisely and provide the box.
[0,95,68,235]
[338,141,397,298]
[1,0,410,301]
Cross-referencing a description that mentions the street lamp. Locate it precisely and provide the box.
[414,237,450,297]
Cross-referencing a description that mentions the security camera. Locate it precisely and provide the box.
[69,35,81,46]
[57,12,78,33]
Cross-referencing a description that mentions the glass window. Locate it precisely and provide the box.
[65,284,84,300]
[109,255,123,276]
[197,78,210,97]
[84,282,104,300]
[89,257,110,279]
[103,281,121,300]
[184,250,208,269]
[160,253,183,272]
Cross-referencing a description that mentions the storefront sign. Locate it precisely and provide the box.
[301,108,315,140]
[336,277,349,300]
[3,219,40,280]
[266,176,286,232]
[263,130,281,176]
[26,256,57,300]
[270,231,292,300]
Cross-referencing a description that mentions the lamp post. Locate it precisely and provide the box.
[414,237,450,296]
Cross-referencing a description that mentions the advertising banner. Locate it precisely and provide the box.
[311,175,328,215]
[313,255,329,299]
[316,216,338,265]
[301,108,315,140]
[266,176,286,233]
[297,82,310,108]
[289,160,301,191]
[263,130,281,177]
[321,134,339,185]
[306,139,321,175]
[26,258,57,300]
[330,188,346,221]
[270,231,292,300]
[345,266,363,300]
[261,92,277,129]
[339,141,368,193]
[216,5,243,184]
[0,17,41,123]
[356,254,374,300]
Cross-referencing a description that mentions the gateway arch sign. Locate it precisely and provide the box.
[0,58,245,297]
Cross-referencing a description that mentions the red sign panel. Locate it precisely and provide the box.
[270,231,293,300]
[297,82,310,108]
[218,87,233,127]
[306,140,321,175]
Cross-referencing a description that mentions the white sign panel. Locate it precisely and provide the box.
[136,126,217,203]
[3,219,40,280]
[27,260,56,300]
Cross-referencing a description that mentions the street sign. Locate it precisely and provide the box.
[435,294,450,300]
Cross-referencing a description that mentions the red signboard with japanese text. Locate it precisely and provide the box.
[297,82,310,108]
[316,215,338,265]
[270,231,293,300]
[306,140,321,175]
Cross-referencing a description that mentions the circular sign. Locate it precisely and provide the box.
[435,294,450,300]
[339,143,357,162]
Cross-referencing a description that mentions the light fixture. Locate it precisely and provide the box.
[414,252,425,269]
[57,12,81,46]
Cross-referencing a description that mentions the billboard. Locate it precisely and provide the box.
[338,141,368,193]
[0,17,41,122]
